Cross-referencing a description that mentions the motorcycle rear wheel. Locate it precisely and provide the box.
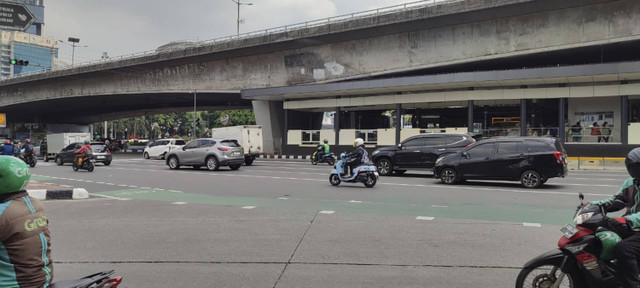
[516,261,580,288]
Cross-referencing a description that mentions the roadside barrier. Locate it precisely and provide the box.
[566,157,626,170]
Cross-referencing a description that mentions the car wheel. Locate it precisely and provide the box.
[440,167,458,185]
[104,161,111,166]
[329,174,341,186]
[55,157,63,166]
[206,156,219,171]
[168,156,180,170]
[375,159,393,176]
[143,152,150,159]
[521,170,542,188]
[161,152,166,160]
[229,164,241,170]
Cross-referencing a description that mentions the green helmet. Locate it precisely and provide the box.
[0,156,30,194]
[84,139,90,144]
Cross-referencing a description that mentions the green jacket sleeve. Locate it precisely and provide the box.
[592,177,633,206]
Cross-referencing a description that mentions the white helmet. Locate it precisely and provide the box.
[353,138,364,147]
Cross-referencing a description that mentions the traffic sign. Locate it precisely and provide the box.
[0,1,35,31]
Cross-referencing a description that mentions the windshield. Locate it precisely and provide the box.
[221,140,240,147]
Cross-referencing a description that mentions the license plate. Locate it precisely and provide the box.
[232,152,241,156]
[561,224,579,238]
[97,156,105,159]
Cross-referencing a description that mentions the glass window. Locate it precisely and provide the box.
[467,143,495,157]
[422,136,443,146]
[183,141,199,149]
[200,140,216,147]
[221,140,240,147]
[497,142,523,154]
[444,135,465,145]
[526,141,554,153]
[403,138,424,147]
[174,140,186,145]
[64,144,76,150]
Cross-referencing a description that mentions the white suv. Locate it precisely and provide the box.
[143,139,186,160]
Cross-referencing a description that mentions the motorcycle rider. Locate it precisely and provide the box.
[1,140,14,156]
[343,138,369,177]
[0,156,53,288]
[20,139,34,161]
[316,139,331,161]
[74,139,93,167]
[592,147,640,288]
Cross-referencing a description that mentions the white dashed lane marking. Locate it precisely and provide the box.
[416,216,435,221]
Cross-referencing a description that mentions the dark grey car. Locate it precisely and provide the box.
[165,138,244,171]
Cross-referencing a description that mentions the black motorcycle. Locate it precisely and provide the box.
[72,156,95,172]
[516,193,629,288]
[14,148,37,167]
[48,270,122,288]
[311,145,335,165]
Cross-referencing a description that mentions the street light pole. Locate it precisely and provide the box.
[60,37,87,67]
[231,0,253,36]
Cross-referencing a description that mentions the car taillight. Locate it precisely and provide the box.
[466,142,475,147]
[218,147,229,151]
[107,149,111,155]
[553,151,564,163]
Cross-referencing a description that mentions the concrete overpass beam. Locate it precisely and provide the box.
[252,100,284,155]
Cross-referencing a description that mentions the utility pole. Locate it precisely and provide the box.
[231,0,253,36]
[193,90,197,140]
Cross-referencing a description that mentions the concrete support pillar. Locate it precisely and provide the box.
[396,104,402,145]
[335,107,341,146]
[350,112,356,129]
[467,100,474,133]
[520,99,527,136]
[252,100,285,155]
[559,98,566,144]
[622,96,629,145]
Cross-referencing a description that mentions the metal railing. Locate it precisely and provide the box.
[0,0,456,80]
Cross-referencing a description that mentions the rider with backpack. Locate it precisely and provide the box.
[74,140,93,166]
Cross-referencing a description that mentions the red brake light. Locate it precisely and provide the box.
[553,151,564,163]
[217,147,229,151]
[107,149,111,155]
[466,142,475,147]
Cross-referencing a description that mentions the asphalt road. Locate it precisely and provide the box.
[31,154,629,287]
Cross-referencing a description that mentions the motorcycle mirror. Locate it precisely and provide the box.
[579,193,584,201]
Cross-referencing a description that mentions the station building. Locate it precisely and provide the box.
[245,55,640,158]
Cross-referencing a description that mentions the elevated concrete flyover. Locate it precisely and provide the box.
[0,0,637,129]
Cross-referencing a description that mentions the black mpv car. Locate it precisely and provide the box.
[371,133,476,176]
[433,137,567,188]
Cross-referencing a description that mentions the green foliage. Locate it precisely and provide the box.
[94,109,256,139]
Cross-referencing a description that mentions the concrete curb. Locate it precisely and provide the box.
[27,188,89,200]
[259,155,311,160]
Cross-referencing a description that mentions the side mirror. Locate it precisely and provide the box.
[397,143,403,149]
[182,146,187,151]
[579,193,584,202]
[462,151,470,159]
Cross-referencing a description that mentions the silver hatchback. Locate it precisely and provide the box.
[165,138,244,171]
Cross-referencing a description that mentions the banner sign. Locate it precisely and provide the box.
[0,113,5,128]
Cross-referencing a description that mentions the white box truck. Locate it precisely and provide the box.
[43,133,91,162]
[209,125,263,165]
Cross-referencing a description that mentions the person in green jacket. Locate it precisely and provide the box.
[0,156,53,288]
[592,148,640,288]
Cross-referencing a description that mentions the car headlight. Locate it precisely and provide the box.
[435,157,443,165]
[574,212,594,225]
[372,150,379,156]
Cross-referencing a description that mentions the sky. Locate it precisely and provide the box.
[44,0,425,65]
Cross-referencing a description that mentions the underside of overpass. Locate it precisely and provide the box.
[9,92,248,124]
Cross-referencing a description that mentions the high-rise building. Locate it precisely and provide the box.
[0,0,58,77]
